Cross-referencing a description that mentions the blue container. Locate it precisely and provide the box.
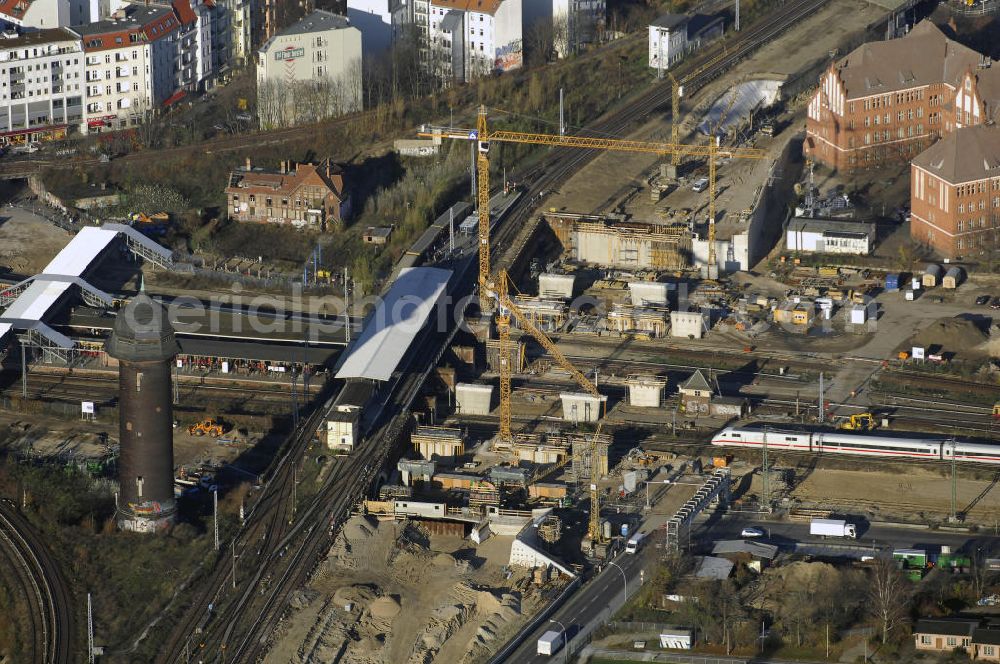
[885,273,899,291]
[621,523,630,538]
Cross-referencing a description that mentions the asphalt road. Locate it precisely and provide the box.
[503,514,1000,663]
[701,514,1000,555]
[507,546,649,663]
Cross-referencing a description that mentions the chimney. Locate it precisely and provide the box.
[245,157,251,170]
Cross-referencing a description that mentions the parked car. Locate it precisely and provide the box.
[991,296,1000,310]
[976,295,991,306]
[740,527,765,538]
[11,142,40,154]
[692,177,709,193]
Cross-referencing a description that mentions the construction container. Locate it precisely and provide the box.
[884,273,900,291]
[850,306,867,324]
[922,264,942,287]
[943,266,964,289]
[528,482,568,500]
[904,290,915,301]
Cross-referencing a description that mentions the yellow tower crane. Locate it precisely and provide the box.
[421,107,764,435]
[422,106,765,295]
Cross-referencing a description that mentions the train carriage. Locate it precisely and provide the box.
[711,426,1000,466]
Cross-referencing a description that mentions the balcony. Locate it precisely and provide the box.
[86,72,102,82]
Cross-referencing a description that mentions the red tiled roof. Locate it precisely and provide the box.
[171,0,197,26]
[225,160,347,201]
[81,9,180,52]
[0,0,32,21]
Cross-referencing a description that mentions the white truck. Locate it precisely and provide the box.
[625,532,646,554]
[810,518,857,539]
[537,629,564,656]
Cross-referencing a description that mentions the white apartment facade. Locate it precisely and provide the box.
[0,27,84,143]
[75,5,180,131]
[346,0,394,57]
[523,0,603,59]
[0,0,70,30]
[647,13,687,71]
[256,10,362,128]
[428,0,521,83]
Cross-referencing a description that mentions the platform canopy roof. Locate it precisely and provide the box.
[335,267,452,382]
[0,224,173,349]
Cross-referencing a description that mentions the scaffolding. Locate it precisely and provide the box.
[665,469,731,552]
[606,304,670,337]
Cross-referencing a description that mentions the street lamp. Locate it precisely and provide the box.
[549,619,568,661]
[644,479,671,510]
[607,560,627,600]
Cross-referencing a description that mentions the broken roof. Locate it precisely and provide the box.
[912,124,1000,184]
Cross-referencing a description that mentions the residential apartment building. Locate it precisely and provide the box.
[256,10,362,128]
[0,28,84,144]
[347,0,399,58]
[225,158,351,229]
[74,4,183,130]
[910,124,1000,257]
[428,0,521,83]
[804,20,1000,172]
[523,0,603,59]
[0,0,70,30]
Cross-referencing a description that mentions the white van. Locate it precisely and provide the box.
[691,177,709,193]
[625,533,646,554]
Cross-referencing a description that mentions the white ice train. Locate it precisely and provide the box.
[711,426,1000,464]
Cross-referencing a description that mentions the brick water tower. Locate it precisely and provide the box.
[106,284,180,533]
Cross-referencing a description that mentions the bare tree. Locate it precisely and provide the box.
[972,548,995,601]
[868,557,910,645]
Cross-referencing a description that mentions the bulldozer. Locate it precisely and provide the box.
[188,418,225,437]
[839,412,876,432]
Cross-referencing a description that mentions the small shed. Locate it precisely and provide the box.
[943,266,964,289]
[363,225,393,245]
[659,628,694,650]
[922,264,942,288]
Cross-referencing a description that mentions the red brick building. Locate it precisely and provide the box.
[226,158,351,230]
[804,21,1000,172]
[910,124,1000,257]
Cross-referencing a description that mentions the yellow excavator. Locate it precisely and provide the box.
[188,418,225,437]
[839,413,877,432]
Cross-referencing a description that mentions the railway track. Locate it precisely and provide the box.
[0,503,75,663]
[490,0,830,265]
[1,371,319,407]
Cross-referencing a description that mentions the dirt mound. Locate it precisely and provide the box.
[433,552,455,567]
[907,317,989,357]
[343,515,378,541]
[370,595,401,619]
[332,584,377,609]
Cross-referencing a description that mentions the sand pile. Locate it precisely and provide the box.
[474,592,521,649]
[343,515,378,541]
[906,317,989,357]
[370,595,401,620]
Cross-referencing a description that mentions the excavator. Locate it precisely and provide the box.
[839,412,876,432]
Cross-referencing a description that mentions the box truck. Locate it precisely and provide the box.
[810,518,857,539]
[537,630,564,656]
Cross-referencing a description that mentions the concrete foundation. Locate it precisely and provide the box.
[456,382,494,415]
[539,272,575,299]
[559,392,608,423]
[627,376,666,407]
[411,426,464,461]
